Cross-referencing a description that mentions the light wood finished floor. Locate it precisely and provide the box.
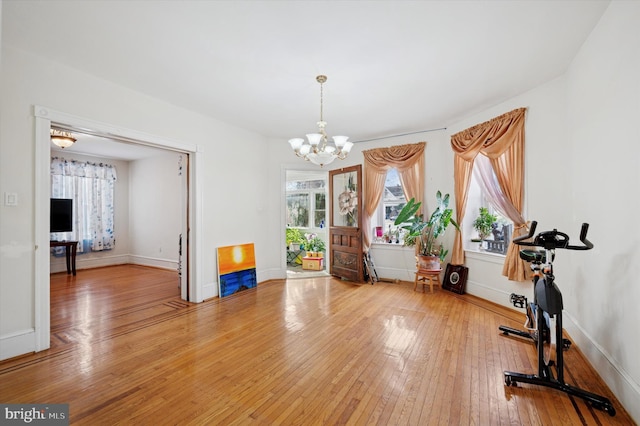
[0,265,633,425]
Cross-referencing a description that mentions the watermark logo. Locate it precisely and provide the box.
[1,404,68,425]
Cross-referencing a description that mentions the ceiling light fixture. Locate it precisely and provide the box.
[288,75,353,167]
[50,129,77,149]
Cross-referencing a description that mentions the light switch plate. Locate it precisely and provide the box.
[4,192,18,206]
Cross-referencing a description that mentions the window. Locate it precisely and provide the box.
[372,168,407,243]
[50,157,117,254]
[286,193,309,227]
[463,155,513,255]
[286,178,326,229]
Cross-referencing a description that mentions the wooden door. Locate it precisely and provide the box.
[329,165,363,282]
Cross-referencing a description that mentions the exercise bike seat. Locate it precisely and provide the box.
[520,249,545,263]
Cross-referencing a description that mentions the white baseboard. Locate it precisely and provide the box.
[50,254,129,273]
[203,281,218,300]
[126,255,178,271]
[372,266,415,283]
[50,254,178,273]
[259,267,286,282]
[464,279,515,308]
[0,329,35,361]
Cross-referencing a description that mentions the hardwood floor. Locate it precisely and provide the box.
[0,265,633,425]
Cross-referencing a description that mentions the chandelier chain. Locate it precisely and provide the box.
[319,79,324,123]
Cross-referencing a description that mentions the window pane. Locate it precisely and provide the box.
[286,193,309,227]
[315,193,326,210]
[382,168,406,232]
[286,179,325,191]
[314,193,326,228]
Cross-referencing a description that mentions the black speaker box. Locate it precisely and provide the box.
[442,264,468,294]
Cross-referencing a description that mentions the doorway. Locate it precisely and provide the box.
[34,106,203,353]
[285,169,330,279]
[49,128,187,291]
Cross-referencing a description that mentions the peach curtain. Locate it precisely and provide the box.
[362,142,426,251]
[450,107,528,281]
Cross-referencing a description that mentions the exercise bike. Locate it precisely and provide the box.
[502,221,616,417]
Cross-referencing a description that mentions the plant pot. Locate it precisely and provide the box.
[289,243,300,251]
[417,254,441,271]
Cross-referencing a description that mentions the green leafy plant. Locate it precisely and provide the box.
[286,228,305,247]
[472,207,497,240]
[394,191,460,262]
[307,236,326,253]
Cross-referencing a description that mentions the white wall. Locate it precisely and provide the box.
[48,151,131,273]
[129,152,183,270]
[564,1,640,420]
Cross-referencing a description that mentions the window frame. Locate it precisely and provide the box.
[285,179,327,231]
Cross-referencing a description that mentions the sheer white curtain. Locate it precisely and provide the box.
[50,157,117,253]
[472,154,524,225]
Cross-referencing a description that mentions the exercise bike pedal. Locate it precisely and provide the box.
[509,293,527,309]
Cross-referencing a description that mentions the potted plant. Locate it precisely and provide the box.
[286,228,305,251]
[306,235,326,258]
[394,191,460,270]
[472,207,497,241]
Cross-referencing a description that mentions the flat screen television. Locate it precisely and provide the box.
[50,198,73,233]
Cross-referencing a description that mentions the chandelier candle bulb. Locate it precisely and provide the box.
[288,138,304,150]
[306,134,323,146]
[333,136,349,148]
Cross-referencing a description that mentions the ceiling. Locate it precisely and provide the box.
[4,1,610,149]
[50,132,170,161]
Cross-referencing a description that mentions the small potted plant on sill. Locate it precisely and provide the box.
[472,207,497,241]
[394,191,460,270]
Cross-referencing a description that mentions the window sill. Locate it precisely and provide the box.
[370,242,411,250]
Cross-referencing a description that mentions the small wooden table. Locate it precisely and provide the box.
[414,268,442,293]
[50,241,78,275]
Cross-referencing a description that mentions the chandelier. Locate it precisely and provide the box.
[288,75,353,167]
[50,129,77,149]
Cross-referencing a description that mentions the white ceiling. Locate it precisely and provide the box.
[4,0,610,150]
[50,132,170,161]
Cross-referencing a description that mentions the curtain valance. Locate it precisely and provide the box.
[51,157,117,180]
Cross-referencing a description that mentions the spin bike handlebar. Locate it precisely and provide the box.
[513,221,593,251]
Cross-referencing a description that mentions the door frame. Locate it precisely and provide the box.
[280,164,329,275]
[33,105,204,352]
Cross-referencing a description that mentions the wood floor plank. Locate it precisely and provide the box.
[0,265,634,425]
